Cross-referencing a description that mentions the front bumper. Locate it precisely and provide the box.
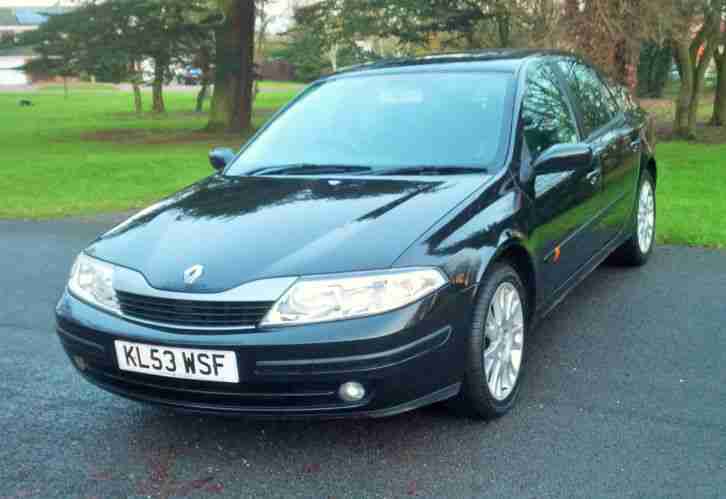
[55,285,474,418]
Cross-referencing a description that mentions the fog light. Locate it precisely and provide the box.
[338,381,366,402]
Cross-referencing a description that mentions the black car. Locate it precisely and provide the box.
[56,50,657,419]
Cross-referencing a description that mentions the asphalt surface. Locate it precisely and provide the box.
[1,217,725,499]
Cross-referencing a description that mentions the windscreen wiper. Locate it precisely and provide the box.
[248,164,372,176]
[373,166,487,176]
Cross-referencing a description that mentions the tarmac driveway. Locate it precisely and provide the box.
[1,217,725,499]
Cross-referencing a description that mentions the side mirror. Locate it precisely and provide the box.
[209,147,236,171]
[532,143,593,176]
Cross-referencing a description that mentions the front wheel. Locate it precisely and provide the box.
[455,263,528,419]
[613,170,656,266]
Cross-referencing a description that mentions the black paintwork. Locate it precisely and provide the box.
[57,50,656,418]
[86,175,484,293]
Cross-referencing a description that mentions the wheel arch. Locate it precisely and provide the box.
[645,157,657,187]
[484,239,538,321]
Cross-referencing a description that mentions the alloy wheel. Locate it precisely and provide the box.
[637,180,655,253]
[483,282,524,401]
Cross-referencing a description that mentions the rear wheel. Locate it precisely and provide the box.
[456,263,527,419]
[613,170,656,266]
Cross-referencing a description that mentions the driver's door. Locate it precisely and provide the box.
[520,61,604,299]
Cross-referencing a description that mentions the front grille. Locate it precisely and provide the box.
[117,291,273,329]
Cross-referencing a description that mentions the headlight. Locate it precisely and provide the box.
[261,268,448,326]
[68,253,120,312]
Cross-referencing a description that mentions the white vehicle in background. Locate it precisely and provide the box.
[0,56,29,85]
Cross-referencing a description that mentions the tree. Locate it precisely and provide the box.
[712,46,726,125]
[123,0,216,114]
[282,0,373,81]
[283,8,328,81]
[563,0,723,137]
[82,0,217,115]
[347,0,501,50]
[15,0,217,115]
[18,3,139,102]
[562,0,657,91]
[207,0,256,132]
[710,13,726,125]
[344,0,565,51]
[84,0,150,115]
[255,0,274,64]
[670,0,724,138]
[18,8,92,99]
[193,41,214,113]
[304,0,363,71]
[177,0,220,114]
[637,41,673,98]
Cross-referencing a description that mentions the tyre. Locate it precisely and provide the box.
[613,170,656,266]
[455,263,528,419]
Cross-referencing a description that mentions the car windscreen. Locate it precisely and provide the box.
[226,71,514,174]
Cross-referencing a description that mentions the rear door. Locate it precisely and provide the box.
[555,58,626,247]
[604,83,645,239]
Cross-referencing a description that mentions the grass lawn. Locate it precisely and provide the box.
[639,87,726,248]
[640,85,724,144]
[654,141,726,248]
[0,86,298,218]
[0,85,725,248]
[33,80,305,94]
[36,82,121,93]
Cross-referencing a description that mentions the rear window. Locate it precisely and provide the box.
[227,71,514,174]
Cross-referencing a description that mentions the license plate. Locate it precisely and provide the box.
[114,340,239,383]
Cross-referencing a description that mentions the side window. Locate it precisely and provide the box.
[557,60,617,137]
[521,62,579,160]
[612,84,637,113]
[599,78,622,116]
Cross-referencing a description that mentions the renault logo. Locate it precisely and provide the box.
[183,264,204,285]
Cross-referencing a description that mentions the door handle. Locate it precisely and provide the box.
[586,169,601,186]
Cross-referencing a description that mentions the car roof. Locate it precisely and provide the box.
[333,49,576,77]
